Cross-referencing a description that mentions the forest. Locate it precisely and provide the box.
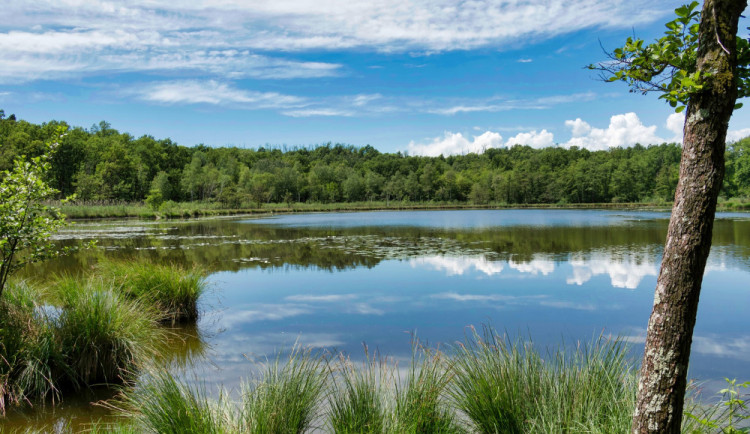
[2,110,749,208]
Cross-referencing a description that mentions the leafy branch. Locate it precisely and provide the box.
[589,1,750,113]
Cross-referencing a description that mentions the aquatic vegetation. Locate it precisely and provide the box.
[55,276,165,386]
[97,259,208,323]
[393,345,461,434]
[327,350,389,433]
[118,369,230,434]
[240,345,328,434]
[0,281,64,414]
[448,326,636,434]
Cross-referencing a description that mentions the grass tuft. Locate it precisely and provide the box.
[55,276,164,386]
[97,259,207,323]
[327,348,389,434]
[0,281,66,414]
[448,325,636,434]
[241,345,328,433]
[394,343,462,434]
[117,369,229,434]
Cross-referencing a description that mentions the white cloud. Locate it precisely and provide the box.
[566,250,658,289]
[1,1,667,82]
[134,80,306,108]
[517,58,533,63]
[432,292,510,302]
[504,129,555,148]
[411,255,505,276]
[352,94,383,107]
[727,128,750,142]
[408,131,503,157]
[281,108,355,117]
[219,304,311,327]
[508,257,555,275]
[666,112,685,143]
[285,294,357,302]
[563,112,666,150]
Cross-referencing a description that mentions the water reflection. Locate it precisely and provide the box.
[9,209,750,428]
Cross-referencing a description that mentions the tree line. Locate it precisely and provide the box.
[2,110,749,207]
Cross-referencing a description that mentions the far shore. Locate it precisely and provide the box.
[56,199,750,221]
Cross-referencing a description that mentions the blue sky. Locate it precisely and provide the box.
[1,0,748,155]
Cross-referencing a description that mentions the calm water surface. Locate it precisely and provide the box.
[6,209,750,429]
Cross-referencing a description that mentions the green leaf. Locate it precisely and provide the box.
[735,102,744,110]
[675,105,686,113]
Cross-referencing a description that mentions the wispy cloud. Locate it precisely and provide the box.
[132,80,307,109]
[281,108,355,117]
[428,92,598,116]
[1,1,667,83]
[285,294,358,302]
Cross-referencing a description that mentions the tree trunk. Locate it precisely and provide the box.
[632,1,746,432]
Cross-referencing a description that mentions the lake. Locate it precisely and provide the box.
[6,209,750,429]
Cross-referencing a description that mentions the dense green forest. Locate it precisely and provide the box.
[2,110,749,207]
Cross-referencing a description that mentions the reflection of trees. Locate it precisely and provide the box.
[22,217,750,277]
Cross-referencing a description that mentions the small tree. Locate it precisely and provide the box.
[0,127,71,299]
[592,1,748,432]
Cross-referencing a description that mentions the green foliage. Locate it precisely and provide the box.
[119,369,231,434]
[55,276,164,385]
[687,378,750,433]
[327,351,389,433]
[0,281,65,414]
[0,127,71,298]
[590,2,750,112]
[3,112,750,216]
[240,345,328,433]
[448,326,637,433]
[393,345,461,434]
[0,276,166,414]
[96,259,207,323]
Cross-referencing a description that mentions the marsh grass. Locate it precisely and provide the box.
[96,259,207,323]
[327,349,390,433]
[1,282,63,414]
[117,369,230,434]
[393,345,462,434]
[241,345,328,433]
[449,326,637,434]
[55,276,165,386]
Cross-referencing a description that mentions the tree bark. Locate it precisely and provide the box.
[632,1,746,432]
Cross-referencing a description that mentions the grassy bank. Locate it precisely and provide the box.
[6,327,745,432]
[56,198,750,220]
[0,261,207,415]
[22,331,742,433]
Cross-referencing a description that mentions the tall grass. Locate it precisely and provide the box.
[448,326,636,434]
[0,281,65,414]
[393,345,461,434]
[117,369,230,434]
[327,350,389,433]
[55,276,165,386]
[97,259,208,323]
[240,345,328,433]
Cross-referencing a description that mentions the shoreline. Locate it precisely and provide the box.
[59,200,750,221]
